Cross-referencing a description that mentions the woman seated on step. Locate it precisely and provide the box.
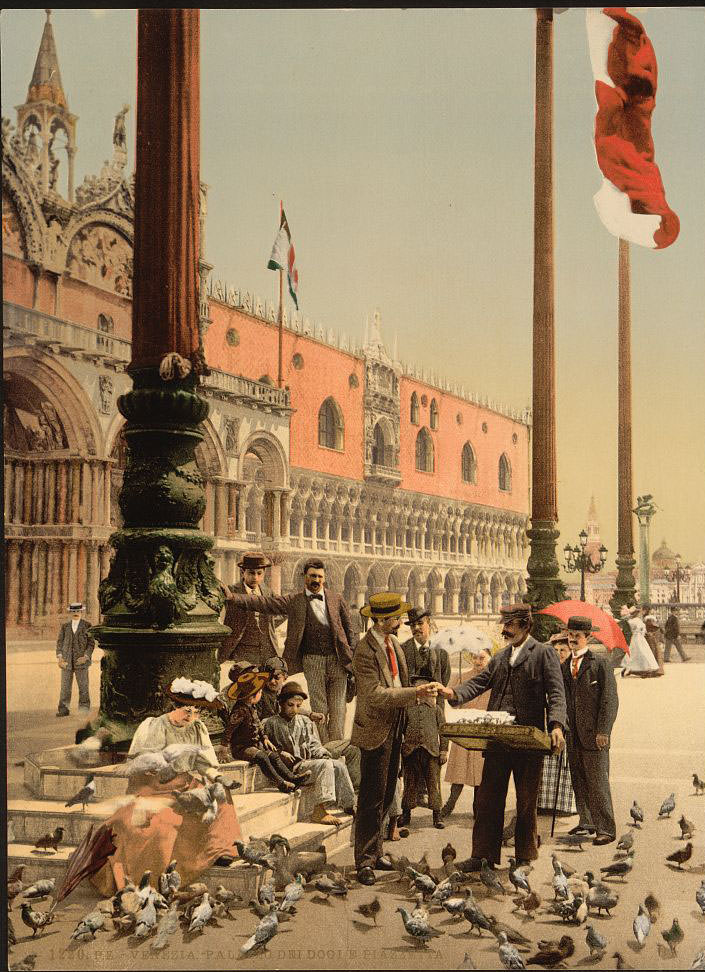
[92,676,242,896]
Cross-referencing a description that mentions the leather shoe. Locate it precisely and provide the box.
[568,824,595,835]
[593,834,615,846]
[375,855,394,871]
[398,828,410,839]
[357,866,376,886]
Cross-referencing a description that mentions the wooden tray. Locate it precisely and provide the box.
[441,722,552,753]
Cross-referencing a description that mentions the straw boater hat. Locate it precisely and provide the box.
[406,606,431,625]
[226,668,269,702]
[165,677,226,711]
[237,551,272,570]
[68,602,85,612]
[360,592,412,621]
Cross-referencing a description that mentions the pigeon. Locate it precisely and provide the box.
[661,917,684,956]
[396,906,444,947]
[407,866,437,899]
[173,784,220,824]
[552,863,570,900]
[241,904,279,953]
[693,774,705,796]
[584,871,611,896]
[691,949,705,970]
[600,851,634,881]
[696,880,705,915]
[69,728,112,767]
[497,930,526,969]
[569,894,588,925]
[555,832,588,850]
[213,885,240,915]
[456,954,477,970]
[526,935,575,968]
[135,870,156,906]
[8,864,26,901]
[632,903,650,946]
[547,897,581,924]
[158,860,181,899]
[133,897,158,938]
[463,896,492,936]
[443,896,468,920]
[658,793,676,818]
[388,853,412,880]
[187,892,214,934]
[487,915,533,949]
[71,910,105,941]
[585,923,607,958]
[613,952,635,970]
[356,896,381,924]
[174,881,209,906]
[679,814,696,839]
[314,874,348,899]
[551,854,575,878]
[508,858,531,895]
[667,841,693,869]
[22,879,56,899]
[512,890,541,919]
[20,903,54,937]
[258,880,276,907]
[502,815,517,846]
[65,775,96,812]
[481,858,507,895]
[411,851,432,875]
[615,831,634,853]
[431,871,462,905]
[628,801,644,828]
[280,873,305,913]
[442,842,458,864]
[587,885,619,916]
[235,840,272,868]
[644,892,660,923]
[32,827,64,854]
[151,904,180,950]
[10,957,37,972]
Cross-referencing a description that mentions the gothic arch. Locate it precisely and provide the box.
[196,417,227,479]
[1,155,46,264]
[238,430,288,489]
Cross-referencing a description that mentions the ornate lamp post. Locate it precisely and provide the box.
[668,554,691,604]
[564,529,608,602]
[633,494,657,604]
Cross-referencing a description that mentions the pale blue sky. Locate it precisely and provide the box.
[2,8,704,565]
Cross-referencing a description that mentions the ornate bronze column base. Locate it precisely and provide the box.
[526,519,566,641]
[609,553,637,616]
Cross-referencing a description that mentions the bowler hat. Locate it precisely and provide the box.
[278,680,308,702]
[237,551,272,570]
[360,592,412,621]
[226,669,269,702]
[565,615,601,634]
[406,607,431,625]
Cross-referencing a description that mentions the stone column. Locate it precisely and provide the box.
[100,544,112,582]
[526,7,565,623]
[23,461,34,524]
[19,541,32,626]
[6,541,20,626]
[67,145,76,203]
[5,460,13,522]
[203,480,214,535]
[481,588,490,614]
[79,461,89,524]
[46,460,57,523]
[70,459,81,524]
[68,542,79,605]
[432,588,444,614]
[90,461,100,525]
[57,461,68,523]
[451,591,460,615]
[272,490,282,540]
[104,461,113,526]
[227,483,238,536]
[281,493,291,542]
[46,543,57,625]
[214,479,227,537]
[86,542,100,620]
[61,542,70,612]
[33,461,44,524]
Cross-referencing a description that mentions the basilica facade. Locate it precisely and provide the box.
[3,13,531,639]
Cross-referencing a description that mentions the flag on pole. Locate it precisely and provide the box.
[268,208,299,308]
[586,7,679,249]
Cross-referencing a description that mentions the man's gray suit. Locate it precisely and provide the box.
[561,649,619,839]
[56,618,95,713]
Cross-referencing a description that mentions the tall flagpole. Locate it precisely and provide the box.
[610,238,637,612]
[277,199,284,388]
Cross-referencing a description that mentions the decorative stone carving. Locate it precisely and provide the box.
[2,191,26,258]
[67,224,133,296]
[255,295,264,318]
[98,374,114,415]
[224,417,240,455]
[113,104,129,151]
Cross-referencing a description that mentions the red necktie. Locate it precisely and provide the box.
[571,656,580,679]
[385,636,399,678]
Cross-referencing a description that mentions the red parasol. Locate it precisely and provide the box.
[49,823,116,914]
[538,600,629,655]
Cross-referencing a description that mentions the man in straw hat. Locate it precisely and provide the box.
[220,552,284,672]
[55,602,95,717]
[437,603,566,870]
[561,615,619,845]
[352,592,445,886]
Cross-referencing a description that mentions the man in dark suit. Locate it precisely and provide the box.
[562,615,619,845]
[438,603,566,869]
[56,602,95,716]
[224,558,355,743]
[220,552,284,672]
[351,592,443,885]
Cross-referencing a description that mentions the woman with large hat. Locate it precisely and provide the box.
[92,677,242,896]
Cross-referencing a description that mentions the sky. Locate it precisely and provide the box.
[2,8,704,568]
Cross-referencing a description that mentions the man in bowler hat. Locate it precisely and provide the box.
[221,552,284,672]
[56,602,95,716]
[562,615,619,845]
[437,603,566,869]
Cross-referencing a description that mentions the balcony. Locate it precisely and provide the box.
[364,461,401,486]
[204,369,291,411]
[3,301,131,364]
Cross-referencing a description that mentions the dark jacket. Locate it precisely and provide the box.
[561,649,619,751]
[228,701,269,760]
[402,698,448,759]
[56,619,95,669]
[664,614,680,639]
[225,588,355,676]
[219,581,283,663]
[450,635,567,732]
[401,636,450,725]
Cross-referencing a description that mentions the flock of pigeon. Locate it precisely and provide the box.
[6,775,705,969]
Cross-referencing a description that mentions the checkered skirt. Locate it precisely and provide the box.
[537,751,576,814]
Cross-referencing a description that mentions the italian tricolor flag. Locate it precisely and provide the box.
[268,208,299,308]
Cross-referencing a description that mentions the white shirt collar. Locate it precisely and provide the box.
[306,588,325,599]
[571,647,589,661]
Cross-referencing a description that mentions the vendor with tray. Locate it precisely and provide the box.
[437,603,566,872]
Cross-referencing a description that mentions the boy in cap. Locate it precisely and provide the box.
[399,674,449,830]
[264,682,356,824]
[56,603,95,716]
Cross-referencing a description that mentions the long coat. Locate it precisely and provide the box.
[450,635,567,731]
[224,588,355,676]
[219,581,282,663]
[561,649,619,751]
[56,619,95,669]
[350,629,417,751]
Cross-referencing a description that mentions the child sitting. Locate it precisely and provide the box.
[226,669,311,793]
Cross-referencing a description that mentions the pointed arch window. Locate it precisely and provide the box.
[430,398,439,430]
[410,392,420,425]
[415,428,434,473]
[372,422,390,466]
[499,453,512,492]
[318,397,344,451]
[461,442,477,484]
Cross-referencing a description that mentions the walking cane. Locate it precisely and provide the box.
[550,750,564,838]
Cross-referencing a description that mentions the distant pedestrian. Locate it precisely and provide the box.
[644,614,665,676]
[620,606,660,677]
[56,603,95,717]
[664,608,690,663]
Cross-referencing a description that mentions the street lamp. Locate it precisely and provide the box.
[564,532,608,602]
[668,553,691,603]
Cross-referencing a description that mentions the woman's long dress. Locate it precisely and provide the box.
[621,617,659,676]
[443,666,491,788]
[92,714,241,895]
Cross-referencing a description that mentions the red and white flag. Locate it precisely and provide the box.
[586,7,679,249]
[268,207,299,308]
